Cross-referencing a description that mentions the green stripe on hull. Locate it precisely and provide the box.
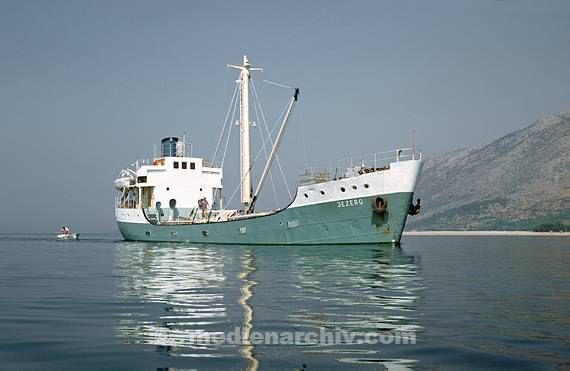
[118,192,414,245]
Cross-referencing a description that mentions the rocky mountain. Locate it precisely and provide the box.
[408,112,570,230]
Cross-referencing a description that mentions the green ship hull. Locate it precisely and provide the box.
[117,191,414,245]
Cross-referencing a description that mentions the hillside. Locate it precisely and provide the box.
[408,112,570,231]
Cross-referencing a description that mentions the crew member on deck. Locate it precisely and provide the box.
[200,198,209,218]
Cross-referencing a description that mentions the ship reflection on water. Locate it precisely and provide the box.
[115,243,423,370]
[115,243,238,358]
[287,246,423,369]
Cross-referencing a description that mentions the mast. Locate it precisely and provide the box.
[228,55,262,211]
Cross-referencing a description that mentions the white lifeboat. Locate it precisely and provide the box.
[114,169,136,191]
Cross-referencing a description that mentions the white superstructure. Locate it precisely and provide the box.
[115,136,224,214]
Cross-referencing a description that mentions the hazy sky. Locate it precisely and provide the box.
[1,0,569,233]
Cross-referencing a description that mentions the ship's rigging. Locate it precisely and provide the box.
[212,55,299,213]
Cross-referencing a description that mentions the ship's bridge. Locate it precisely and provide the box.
[115,137,224,212]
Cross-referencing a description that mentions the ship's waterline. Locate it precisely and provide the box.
[117,192,414,244]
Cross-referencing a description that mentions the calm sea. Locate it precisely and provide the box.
[0,234,568,370]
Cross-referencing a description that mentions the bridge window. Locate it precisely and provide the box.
[173,161,179,169]
[190,162,196,170]
[137,176,147,183]
[182,162,187,169]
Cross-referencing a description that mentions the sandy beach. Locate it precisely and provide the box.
[404,231,570,237]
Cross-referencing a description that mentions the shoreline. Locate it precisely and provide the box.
[404,231,570,237]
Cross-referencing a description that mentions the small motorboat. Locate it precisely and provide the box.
[57,233,80,240]
[57,225,79,240]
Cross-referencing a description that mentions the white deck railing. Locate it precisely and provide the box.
[299,148,421,185]
[126,158,222,170]
[115,195,138,209]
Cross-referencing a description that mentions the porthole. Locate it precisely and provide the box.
[304,193,309,198]
[352,185,357,190]
[166,187,170,191]
[200,188,203,191]
[364,184,370,189]
[340,187,346,192]
[320,190,325,195]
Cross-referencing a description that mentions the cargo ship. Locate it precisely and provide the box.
[114,55,422,244]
